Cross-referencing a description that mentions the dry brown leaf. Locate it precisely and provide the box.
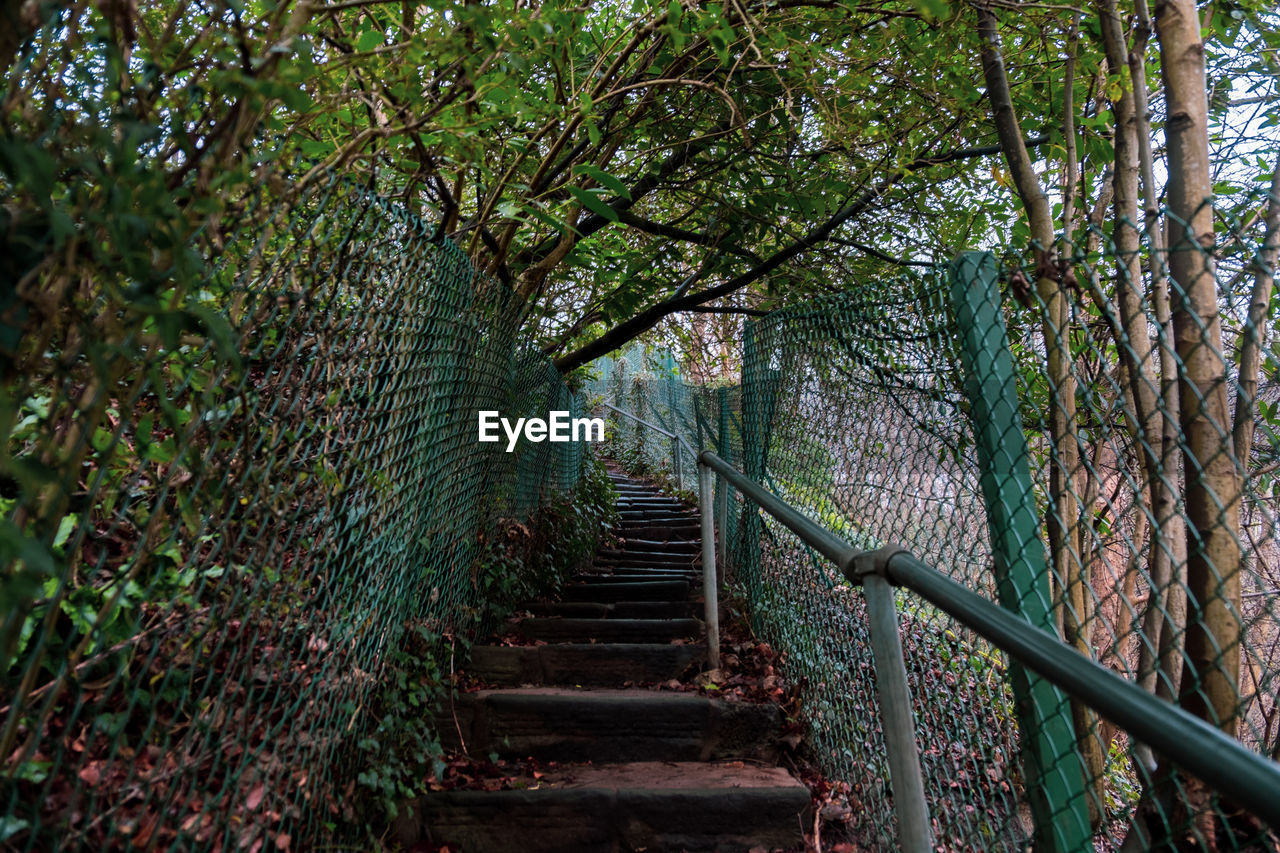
[245,782,265,811]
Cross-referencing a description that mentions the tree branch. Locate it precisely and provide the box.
[826,237,934,268]
[687,305,769,316]
[553,133,1047,372]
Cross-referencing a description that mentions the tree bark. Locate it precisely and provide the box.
[1156,0,1243,740]
[977,4,1103,830]
[1231,160,1280,468]
[1127,0,1189,722]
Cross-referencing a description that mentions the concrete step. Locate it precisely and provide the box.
[393,762,809,852]
[618,505,695,514]
[561,580,689,602]
[436,688,785,763]
[518,618,701,644]
[619,491,691,499]
[518,601,612,618]
[610,601,699,618]
[619,514,698,525]
[466,643,706,686]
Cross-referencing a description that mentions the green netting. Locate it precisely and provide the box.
[596,191,1280,851]
[0,176,585,850]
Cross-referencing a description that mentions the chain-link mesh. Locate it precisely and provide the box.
[0,176,585,850]
[597,191,1280,850]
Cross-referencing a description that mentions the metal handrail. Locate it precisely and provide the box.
[698,451,931,852]
[599,402,698,489]
[696,449,1280,841]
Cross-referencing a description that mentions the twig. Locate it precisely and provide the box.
[449,636,468,756]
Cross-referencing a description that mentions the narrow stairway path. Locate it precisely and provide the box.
[394,465,810,852]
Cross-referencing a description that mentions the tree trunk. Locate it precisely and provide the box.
[1231,159,1280,468]
[1126,0,1189,730]
[977,5,1103,830]
[1156,0,1243,740]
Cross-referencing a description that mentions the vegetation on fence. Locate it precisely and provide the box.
[346,456,615,845]
[474,453,619,627]
[2,0,1277,848]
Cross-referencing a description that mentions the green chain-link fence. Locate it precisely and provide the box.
[0,175,585,850]
[594,191,1280,850]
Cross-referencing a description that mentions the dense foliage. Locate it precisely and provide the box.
[474,452,619,625]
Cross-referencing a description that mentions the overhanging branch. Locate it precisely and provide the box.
[551,133,1048,373]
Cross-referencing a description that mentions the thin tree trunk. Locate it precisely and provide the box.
[1156,0,1243,739]
[1231,160,1280,467]
[1129,0,1189,718]
[1098,0,1190,736]
[977,6,1103,829]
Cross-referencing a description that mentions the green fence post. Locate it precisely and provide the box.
[948,252,1092,852]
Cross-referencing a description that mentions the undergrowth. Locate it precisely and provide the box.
[346,454,617,847]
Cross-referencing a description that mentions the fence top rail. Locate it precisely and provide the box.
[694,448,1280,828]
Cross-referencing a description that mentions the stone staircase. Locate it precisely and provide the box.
[392,467,810,852]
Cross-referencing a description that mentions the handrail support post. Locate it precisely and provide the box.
[846,547,932,853]
[698,462,720,669]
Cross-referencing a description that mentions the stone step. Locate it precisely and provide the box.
[619,523,701,540]
[595,556,699,570]
[619,538,700,553]
[576,572,697,585]
[466,643,706,686]
[519,601,698,619]
[436,688,785,763]
[617,498,690,508]
[393,762,809,853]
[618,513,698,525]
[518,618,701,644]
[561,580,689,602]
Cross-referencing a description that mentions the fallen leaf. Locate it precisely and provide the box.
[246,783,265,811]
[78,763,101,786]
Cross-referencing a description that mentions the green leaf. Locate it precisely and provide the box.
[356,30,385,52]
[573,164,631,200]
[910,0,950,20]
[566,186,620,222]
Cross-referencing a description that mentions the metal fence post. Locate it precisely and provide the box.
[699,462,720,669]
[856,558,932,853]
[948,252,1092,852]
